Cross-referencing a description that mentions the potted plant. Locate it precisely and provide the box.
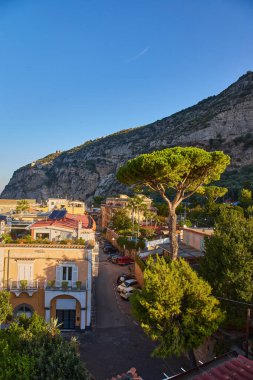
[47,280,55,288]
[76,281,82,290]
[61,281,68,290]
[20,280,28,289]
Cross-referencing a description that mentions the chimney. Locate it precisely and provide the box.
[77,220,82,238]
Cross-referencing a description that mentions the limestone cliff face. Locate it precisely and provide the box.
[1,71,253,202]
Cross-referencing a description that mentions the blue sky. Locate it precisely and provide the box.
[0,0,252,192]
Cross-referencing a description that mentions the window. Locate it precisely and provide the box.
[36,233,49,239]
[18,262,33,283]
[62,266,72,281]
[15,305,33,318]
[55,264,78,287]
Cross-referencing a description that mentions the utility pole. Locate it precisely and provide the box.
[245,308,251,358]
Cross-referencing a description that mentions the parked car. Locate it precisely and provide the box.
[107,254,121,262]
[117,273,135,285]
[103,240,112,246]
[117,279,138,292]
[116,256,134,266]
[104,241,112,247]
[103,246,118,254]
[120,284,140,293]
[120,288,141,301]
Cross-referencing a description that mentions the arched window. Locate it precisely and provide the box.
[15,304,33,318]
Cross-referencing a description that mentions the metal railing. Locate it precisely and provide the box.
[2,280,39,290]
[44,280,86,291]
[1,279,86,291]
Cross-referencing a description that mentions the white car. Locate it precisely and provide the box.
[120,287,141,300]
[117,279,138,293]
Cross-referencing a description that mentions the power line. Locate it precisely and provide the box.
[216,296,253,308]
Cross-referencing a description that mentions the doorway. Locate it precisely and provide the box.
[56,309,76,329]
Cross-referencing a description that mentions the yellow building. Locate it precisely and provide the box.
[46,198,86,214]
[0,244,94,330]
[0,199,36,214]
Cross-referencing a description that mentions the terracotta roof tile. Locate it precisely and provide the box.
[194,355,253,380]
[30,213,96,231]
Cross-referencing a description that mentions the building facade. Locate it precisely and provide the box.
[182,227,213,252]
[0,245,93,330]
[0,199,36,214]
[101,194,154,230]
[47,198,86,214]
[30,212,96,242]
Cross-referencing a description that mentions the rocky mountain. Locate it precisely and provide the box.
[1,71,253,202]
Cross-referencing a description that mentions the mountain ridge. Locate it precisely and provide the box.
[1,71,253,201]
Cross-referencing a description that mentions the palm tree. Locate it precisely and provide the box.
[144,210,157,226]
[127,197,137,235]
[127,195,147,237]
[49,318,62,337]
[16,199,30,213]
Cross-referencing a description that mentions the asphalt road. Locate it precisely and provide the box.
[95,252,132,329]
[79,245,192,380]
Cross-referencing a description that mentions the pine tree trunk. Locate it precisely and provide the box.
[132,209,134,235]
[137,209,140,237]
[168,209,178,260]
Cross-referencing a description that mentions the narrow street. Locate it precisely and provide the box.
[95,251,131,329]
[79,244,192,380]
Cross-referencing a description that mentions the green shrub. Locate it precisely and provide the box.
[19,280,28,290]
[0,313,89,379]
[75,238,85,245]
[139,227,156,238]
[76,281,82,289]
[47,280,55,288]
[1,234,13,244]
[178,219,192,227]
[61,281,69,290]
[117,236,145,250]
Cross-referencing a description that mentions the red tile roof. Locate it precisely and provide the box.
[30,213,96,231]
[195,355,253,379]
[109,367,142,380]
[172,354,253,379]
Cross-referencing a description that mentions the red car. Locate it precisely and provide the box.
[116,256,134,265]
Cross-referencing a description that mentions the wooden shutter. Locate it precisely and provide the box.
[18,264,25,281]
[55,266,62,287]
[72,265,78,286]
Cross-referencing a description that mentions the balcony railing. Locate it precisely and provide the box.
[44,280,86,291]
[1,280,86,292]
[2,280,40,290]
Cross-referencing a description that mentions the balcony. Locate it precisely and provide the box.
[1,279,87,295]
[44,280,86,292]
[2,280,40,296]
[44,280,87,309]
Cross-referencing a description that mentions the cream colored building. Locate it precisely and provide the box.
[182,227,214,252]
[101,194,154,229]
[47,198,86,214]
[0,244,95,330]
